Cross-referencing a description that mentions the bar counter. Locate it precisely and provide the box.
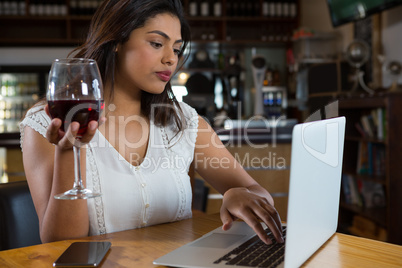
[0,213,401,267]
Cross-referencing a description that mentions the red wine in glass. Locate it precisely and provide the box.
[48,100,104,135]
[47,58,104,200]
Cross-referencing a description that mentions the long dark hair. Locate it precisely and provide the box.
[70,0,191,131]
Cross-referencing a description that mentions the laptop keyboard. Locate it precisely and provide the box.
[213,227,287,268]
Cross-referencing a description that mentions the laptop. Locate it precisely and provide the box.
[154,117,346,268]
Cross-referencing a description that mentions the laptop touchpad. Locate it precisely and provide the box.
[190,233,246,249]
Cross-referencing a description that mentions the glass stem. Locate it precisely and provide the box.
[73,145,84,190]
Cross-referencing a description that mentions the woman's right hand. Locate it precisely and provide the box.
[44,104,105,149]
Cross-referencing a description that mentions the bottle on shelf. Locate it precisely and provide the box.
[246,1,253,17]
[0,72,41,131]
[91,0,100,15]
[275,0,282,17]
[213,0,221,17]
[283,0,290,17]
[231,0,239,17]
[18,0,26,15]
[69,0,99,16]
[261,26,267,41]
[262,0,269,17]
[2,0,11,15]
[60,1,67,16]
[188,0,197,16]
[29,0,36,15]
[290,0,297,18]
[208,22,215,40]
[238,1,246,16]
[264,64,273,86]
[275,24,283,41]
[254,0,260,17]
[266,24,275,42]
[268,0,276,17]
[10,0,18,15]
[36,0,45,16]
[200,23,208,40]
[283,24,292,42]
[248,0,259,17]
[225,0,232,17]
[0,0,69,16]
[44,0,52,16]
[77,1,87,15]
[226,29,232,41]
[70,0,78,15]
[51,0,61,16]
[272,64,281,86]
[7,77,16,96]
[200,0,209,16]
[1,77,8,97]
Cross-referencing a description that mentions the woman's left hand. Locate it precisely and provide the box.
[220,186,284,245]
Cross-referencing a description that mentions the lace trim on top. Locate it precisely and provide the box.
[161,102,199,221]
[19,105,50,151]
[160,127,186,220]
[87,143,107,235]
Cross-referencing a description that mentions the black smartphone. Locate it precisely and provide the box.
[53,241,111,267]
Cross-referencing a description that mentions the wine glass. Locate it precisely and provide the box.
[47,58,104,200]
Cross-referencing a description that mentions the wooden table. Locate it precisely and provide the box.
[0,213,401,267]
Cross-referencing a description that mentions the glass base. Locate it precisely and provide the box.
[54,188,101,200]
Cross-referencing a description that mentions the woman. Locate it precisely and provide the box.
[20,0,283,245]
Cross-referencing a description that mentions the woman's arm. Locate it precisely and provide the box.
[194,116,284,244]
[22,111,99,243]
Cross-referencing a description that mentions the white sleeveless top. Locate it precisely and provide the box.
[20,102,199,236]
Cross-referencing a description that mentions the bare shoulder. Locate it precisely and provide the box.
[195,116,229,157]
[22,126,55,197]
[197,115,212,130]
[195,116,227,154]
[22,125,56,187]
[196,116,220,143]
[194,116,257,193]
[22,125,54,158]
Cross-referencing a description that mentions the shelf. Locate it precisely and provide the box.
[292,33,338,41]
[0,38,83,46]
[0,15,68,20]
[343,170,386,185]
[296,58,340,64]
[68,15,93,20]
[345,135,386,144]
[181,68,222,74]
[0,15,93,21]
[338,94,387,109]
[0,0,300,46]
[187,16,225,21]
[0,95,38,102]
[185,9,298,22]
[224,16,298,22]
[337,93,402,245]
[0,132,21,148]
[189,39,292,47]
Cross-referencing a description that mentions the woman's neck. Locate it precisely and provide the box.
[104,88,142,118]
